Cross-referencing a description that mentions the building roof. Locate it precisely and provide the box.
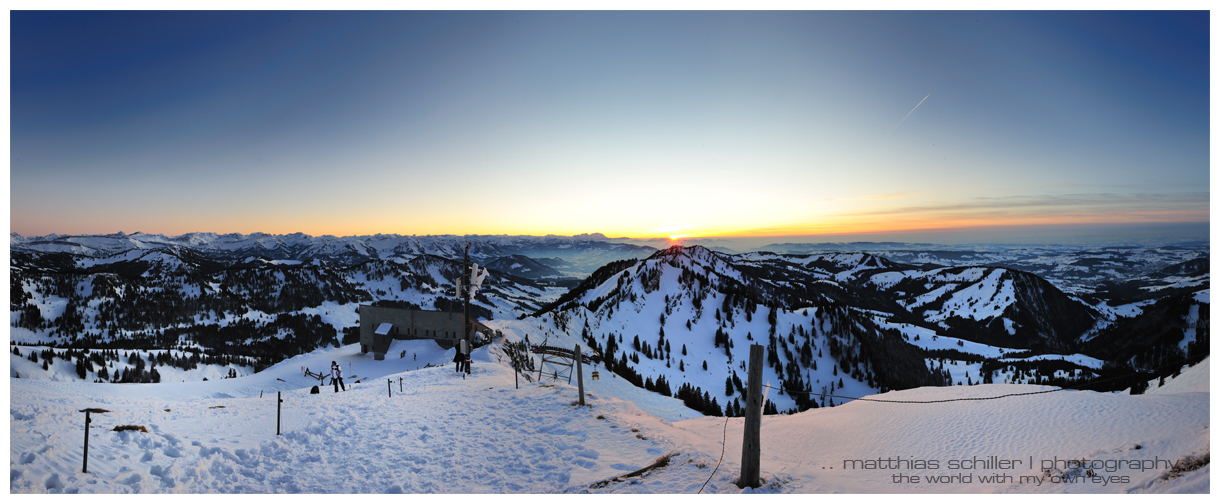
[374,322,393,335]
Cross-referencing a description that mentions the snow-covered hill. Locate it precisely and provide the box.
[514,245,1208,418]
[531,246,943,416]
[865,265,1098,351]
[1136,357,1210,396]
[9,247,568,365]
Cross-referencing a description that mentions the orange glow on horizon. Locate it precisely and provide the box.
[628,212,1209,241]
[24,209,1204,241]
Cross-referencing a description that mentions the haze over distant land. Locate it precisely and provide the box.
[9,11,1208,240]
[12,220,1209,259]
[654,222,1212,252]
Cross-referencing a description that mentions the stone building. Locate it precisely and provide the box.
[358,304,491,360]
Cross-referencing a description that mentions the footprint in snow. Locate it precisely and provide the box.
[43,473,63,492]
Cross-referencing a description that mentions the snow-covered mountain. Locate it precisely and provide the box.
[865,265,1098,351]
[10,232,656,277]
[484,254,569,280]
[756,242,1209,298]
[10,245,568,371]
[10,235,1207,403]
[525,246,942,416]
[519,246,1206,415]
[8,236,1210,493]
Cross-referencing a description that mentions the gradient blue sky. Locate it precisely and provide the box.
[9,10,1211,243]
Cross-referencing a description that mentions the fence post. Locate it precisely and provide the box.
[82,410,92,473]
[514,354,520,390]
[277,392,283,436]
[575,344,585,406]
[399,377,403,393]
[388,379,392,398]
[739,344,764,488]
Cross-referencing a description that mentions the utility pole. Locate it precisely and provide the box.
[459,242,489,376]
[463,242,472,374]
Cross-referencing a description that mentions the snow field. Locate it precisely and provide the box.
[10,338,1210,493]
[11,346,256,384]
[675,382,1209,494]
[11,343,705,493]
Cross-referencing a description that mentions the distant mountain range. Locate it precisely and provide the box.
[10,232,657,278]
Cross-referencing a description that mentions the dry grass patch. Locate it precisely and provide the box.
[1160,453,1209,481]
[588,452,677,489]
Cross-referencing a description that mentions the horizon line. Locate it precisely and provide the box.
[11,221,1211,248]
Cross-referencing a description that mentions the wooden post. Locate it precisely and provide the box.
[399,377,403,393]
[277,391,283,436]
[387,379,392,397]
[462,243,472,374]
[575,344,585,406]
[514,354,520,390]
[739,344,764,488]
[82,410,92,473]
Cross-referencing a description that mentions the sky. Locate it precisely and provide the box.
[8,10,1212,244]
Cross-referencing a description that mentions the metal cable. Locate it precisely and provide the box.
[698,415,731,494]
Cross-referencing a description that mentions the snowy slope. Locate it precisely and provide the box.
[535,246,900,415]
[10,337,1209,494]
[1138,357,1210,396]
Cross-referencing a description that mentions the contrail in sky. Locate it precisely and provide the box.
[888,94,930,136]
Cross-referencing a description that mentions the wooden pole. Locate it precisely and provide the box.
[82,411,92,473]
[387,379,392,397]
[514,353,520,390]
[575,344,585,406]
[462,243,472,374]
[739,344,764,488]
[277,391,282,436]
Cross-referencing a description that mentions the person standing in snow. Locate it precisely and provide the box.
[331,361,346,392]
[453,349,464,372]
